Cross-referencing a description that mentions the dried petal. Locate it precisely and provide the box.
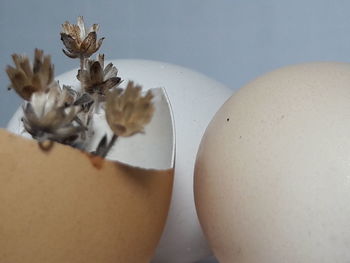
[33,49,43,73]
[102,77,122,92]
[80,32,96,53]
[77,16,86,39]
[90,61,104,83]
[62,49,79,59]
[89,23,100,33]
[96,37,105,52]
[60,33,80,53]
[74,93,93,106]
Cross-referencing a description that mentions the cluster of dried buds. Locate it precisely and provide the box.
[6,16,154,157]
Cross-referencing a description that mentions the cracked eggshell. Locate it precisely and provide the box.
[194,62,350,263]
[0,129,174,263]
[7,59,232,263]
[8,87,174,170]
[1,87,175,262]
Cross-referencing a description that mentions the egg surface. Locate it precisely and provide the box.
[7,59,232,263]
[195,62,350,263]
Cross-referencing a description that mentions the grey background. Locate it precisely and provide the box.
[2,0,350,129]
[1,0,350,261]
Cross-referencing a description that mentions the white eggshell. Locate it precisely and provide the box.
[195,62,350,263]
[7,59,232,263]
[7,87,174,170]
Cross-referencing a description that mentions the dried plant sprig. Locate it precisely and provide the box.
[94,134,108,156]
[6,49,54,100]
[22,82,85,145]
[77,54,122,96]
[95,133,118,158]
[105,81,155,137]
[60,16,104,67]
[6,17,157,160]
[96,82,154,158]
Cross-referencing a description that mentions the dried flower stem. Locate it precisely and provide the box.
[80,55,85,71]
[100,134,118,158]
[6,16,155,160]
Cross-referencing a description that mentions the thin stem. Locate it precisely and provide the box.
[101,134,118,158]
[80,55,85,72]
[93,93,100,114]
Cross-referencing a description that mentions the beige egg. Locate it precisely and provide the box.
[194,62,350,263]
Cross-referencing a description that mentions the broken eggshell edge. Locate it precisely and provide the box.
[2,86,175,262]
[7,87,175,170]
[0,128,174,263]
[8,59,232,262]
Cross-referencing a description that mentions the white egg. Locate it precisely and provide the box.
[194,62,350,263]
[7,59,232,263]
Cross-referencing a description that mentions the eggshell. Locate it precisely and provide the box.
[1,85,175,262]
[0,129,173,263]
[8,87,174,170]
[7,59,232,262]
[194,62,350,262]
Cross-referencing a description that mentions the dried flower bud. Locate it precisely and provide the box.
[105,82,154,137]
[6,49,54,100]
[77,54,122,95]
[61,16,104,59]
[22,82,84,145]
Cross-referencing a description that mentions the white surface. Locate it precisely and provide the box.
[195,62,350,262]
[7,59,232,263]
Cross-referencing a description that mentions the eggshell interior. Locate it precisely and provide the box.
[195,62,350,263]
[0,129,173,263]
[7,87,175,170]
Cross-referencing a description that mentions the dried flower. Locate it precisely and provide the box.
[77,54,122,95]
[61,16,104,59]
[22,82,84,145]
[105,82,154,137]
[6,16,158,157]
[6,49,54,100]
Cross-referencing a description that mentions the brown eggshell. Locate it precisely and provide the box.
[0,129,173,263]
